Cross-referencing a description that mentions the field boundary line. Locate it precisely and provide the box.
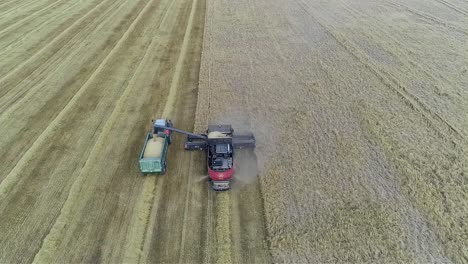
[0,0,150,199]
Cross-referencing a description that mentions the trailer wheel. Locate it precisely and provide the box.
[160,162,167,175]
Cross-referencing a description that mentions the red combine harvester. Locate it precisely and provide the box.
[151,119,255,191]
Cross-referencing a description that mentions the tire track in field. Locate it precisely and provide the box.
[435,0,468,15]
[33,0,189,260]
[0,0,67,37]
[0,0,146,200]
[31,0,168,258]
[338,0,465,91]
[0,0,150,198]
[0,0,122,124]
[0,1,87,50]
[0,0,95,57]
[1,0,162,261]
[332,0,466,136]
[0,0,21,10]
[0,0,124,113]
[0,0,58,27]
[296,0,465,144]
[384,1,468,35]
[0,0,128,183]
[0,0,116,97]
[0,0,81,50]
[0,0,43,19]
[0,0,156,259]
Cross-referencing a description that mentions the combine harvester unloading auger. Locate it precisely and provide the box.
[139,119,256,191]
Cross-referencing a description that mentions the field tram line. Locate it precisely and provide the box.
[296,0,466,146]
[0,0,69,38]
[434,0,468,16]
[0,0,120,98]
[0,0,152,199]
[384,1,468,36]
[340,0,466,91]
[32,0,186,260]
[0,0,127,114]
[335,30,465,145]
[0,0,83,51]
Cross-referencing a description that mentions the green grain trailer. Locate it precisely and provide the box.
[138,119,173,174]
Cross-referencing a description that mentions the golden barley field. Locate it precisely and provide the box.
[0,0,466,263]
[199,0,467,262]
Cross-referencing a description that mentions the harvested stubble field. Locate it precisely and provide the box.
[0,0,466,263]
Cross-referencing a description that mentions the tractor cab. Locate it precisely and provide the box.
[153,119,173,144]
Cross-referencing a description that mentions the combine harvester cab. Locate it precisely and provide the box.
[138,119,172,175]
[186,125,255,191]
[206,125,235,191]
